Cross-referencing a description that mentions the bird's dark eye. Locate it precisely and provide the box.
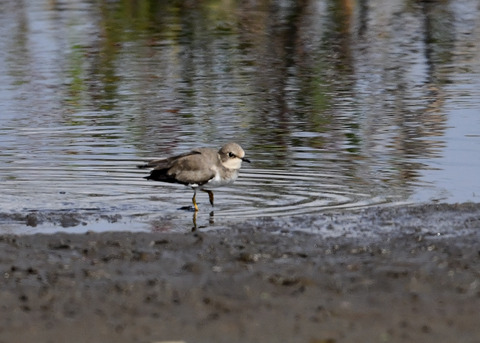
[228,152,236,158]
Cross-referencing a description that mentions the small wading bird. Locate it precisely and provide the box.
[138,142,250,211]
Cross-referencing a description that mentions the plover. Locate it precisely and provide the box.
[138,142,250,211]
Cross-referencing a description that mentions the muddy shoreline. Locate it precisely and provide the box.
[1,203,480,343]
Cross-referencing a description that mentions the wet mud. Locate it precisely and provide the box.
[1,203,480,343]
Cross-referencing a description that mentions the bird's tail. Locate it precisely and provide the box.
[137,163,150,169]
[144,168,175,182]
[137,158,169,170]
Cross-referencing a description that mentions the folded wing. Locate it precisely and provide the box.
[138,150,216,186]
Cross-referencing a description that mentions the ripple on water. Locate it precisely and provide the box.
[215,168,402,218]
[0,118,407,232]
[0,151,405,232]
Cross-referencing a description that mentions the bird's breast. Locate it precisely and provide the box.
[203,168,238,189]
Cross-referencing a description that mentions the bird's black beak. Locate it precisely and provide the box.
[242,157,251,163]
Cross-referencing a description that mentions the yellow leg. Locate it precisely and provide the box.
[192,191,199,211]
[202,190,214,206]
[192,211,198,231]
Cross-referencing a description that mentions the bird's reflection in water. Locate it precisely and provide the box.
[191,211,215,231]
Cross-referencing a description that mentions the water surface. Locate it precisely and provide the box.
[1,0,479,233]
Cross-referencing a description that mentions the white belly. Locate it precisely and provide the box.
[202,170,238,189]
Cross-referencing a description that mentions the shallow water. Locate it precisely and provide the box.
[1,0,479,233]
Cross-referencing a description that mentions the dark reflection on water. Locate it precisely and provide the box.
[1,0,479,233]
